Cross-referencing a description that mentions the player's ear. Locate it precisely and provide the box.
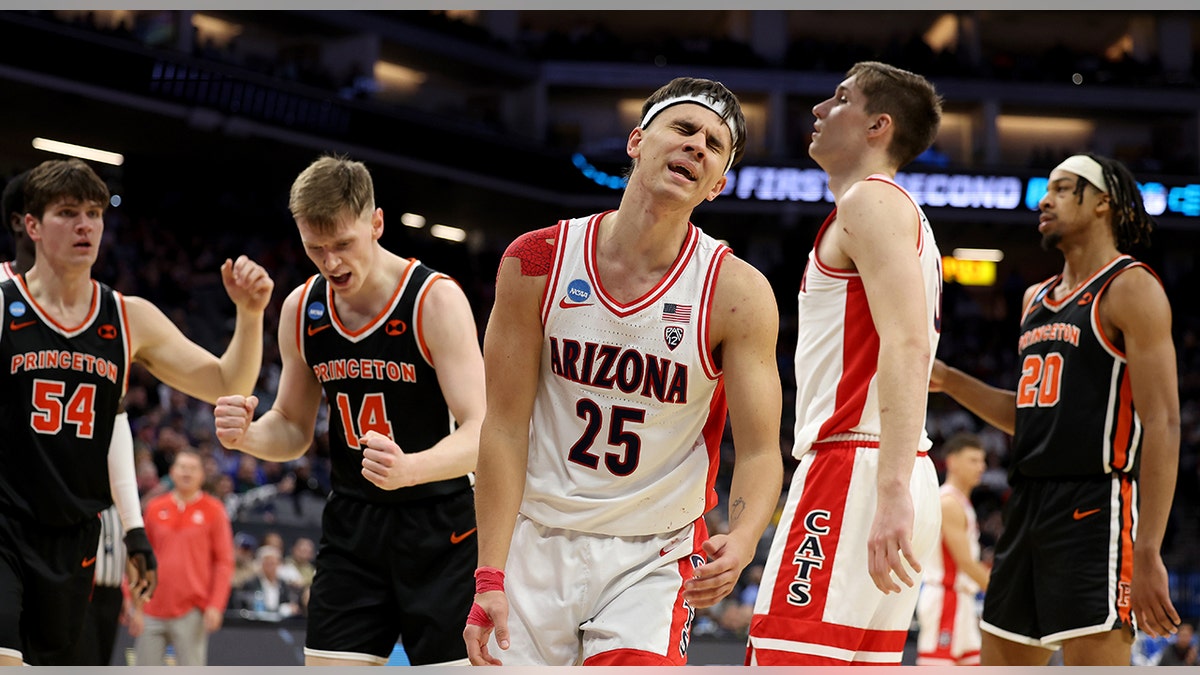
[23,213,41,242]
[706,175,728,202]
[627,127,645,160]
[371,207,384,240]
[866,113,892,139]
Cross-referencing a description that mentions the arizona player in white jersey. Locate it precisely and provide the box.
[464,77,783,666]
[916,433,990,665]
[747,61,945,665]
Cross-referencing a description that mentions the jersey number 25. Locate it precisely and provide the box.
[567,398,644,476]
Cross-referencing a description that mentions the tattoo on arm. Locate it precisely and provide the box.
[730,497,745,523]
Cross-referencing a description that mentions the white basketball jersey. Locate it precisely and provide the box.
[521,212,729,536]
[792,175,942,458]
[924,483,981,593]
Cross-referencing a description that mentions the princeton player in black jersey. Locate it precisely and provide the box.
[2,170,35,279]
[7,169,144,667]
[930,153,1180,665]
[0,158,273,666]
[213,155,486,666]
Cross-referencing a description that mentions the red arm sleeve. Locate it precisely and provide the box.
[500,224,560,280]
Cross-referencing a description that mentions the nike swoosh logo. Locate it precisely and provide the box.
[81,556,96,568]
[307,324,331,336]
[558,297,593,309]
[450,527,477,544]
[659,538,683,557]
[9,320,36,331]
[1073,508,1102,520]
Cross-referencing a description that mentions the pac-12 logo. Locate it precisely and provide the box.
[307,302,326,321]
[664,325,684,350]
[559,279,593,308]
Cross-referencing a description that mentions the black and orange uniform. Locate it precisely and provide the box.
[298,260,476,665]
[0,275,128,665]
[982,255,1148,647]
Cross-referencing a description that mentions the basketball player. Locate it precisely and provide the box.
[916,432,990,665]
[930,153,1180,665]
[2,171,34,279]
[463,76,784,666]
[212,155,486,666]
[0,158,273,666]
[70,505,128,665]
[6,171,142,668]
[746,61,945,665]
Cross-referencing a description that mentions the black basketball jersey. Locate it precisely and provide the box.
[1010,255,1148,480]
[298,260,469,504]
[0,276,128,526]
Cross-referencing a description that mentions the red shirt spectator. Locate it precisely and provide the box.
[131,450,234,665]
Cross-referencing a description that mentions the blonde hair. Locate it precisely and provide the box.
[288,154,374,232]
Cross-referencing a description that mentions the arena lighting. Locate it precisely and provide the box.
[399,212,426,228]
[572,153,628,190]
[952,248,1005,262]
[571,154,1200,218]
[942,256,997,287]
[430,224,467,243]
[31,137,124,166]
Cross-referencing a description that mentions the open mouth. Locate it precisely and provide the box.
[669,163,696,181]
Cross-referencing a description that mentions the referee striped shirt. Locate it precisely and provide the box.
[94,505,127,588]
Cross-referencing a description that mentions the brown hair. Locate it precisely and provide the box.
[640,76,747,170]
[943,432,984,457]
[23,159,110,219]
[846,61,943,168]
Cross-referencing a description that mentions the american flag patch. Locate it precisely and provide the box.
[661,303,692,322]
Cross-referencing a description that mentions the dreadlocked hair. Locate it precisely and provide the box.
[1074,153,1155,252]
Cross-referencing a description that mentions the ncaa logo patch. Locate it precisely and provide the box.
[664,325,684,350]
[306,302,326,321]
[566,278,592,303]
[8,301,26,317]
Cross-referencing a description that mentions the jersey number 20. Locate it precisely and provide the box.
[1016,353,1063,408]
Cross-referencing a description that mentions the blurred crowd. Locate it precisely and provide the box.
[4,170,1195,638]
[7,9,1199,644]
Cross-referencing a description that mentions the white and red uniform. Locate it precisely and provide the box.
[916,484,983,665]
[748,175,943,665]
[501,211,729,665]
[0,261,16,281]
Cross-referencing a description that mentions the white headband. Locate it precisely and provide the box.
[1054,155,1108,193]
[639,94,739,173]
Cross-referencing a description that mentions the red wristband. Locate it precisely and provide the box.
[474,566,506,594]
[466,602,493,628]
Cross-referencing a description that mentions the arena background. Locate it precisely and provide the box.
[2,8,1199,667]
